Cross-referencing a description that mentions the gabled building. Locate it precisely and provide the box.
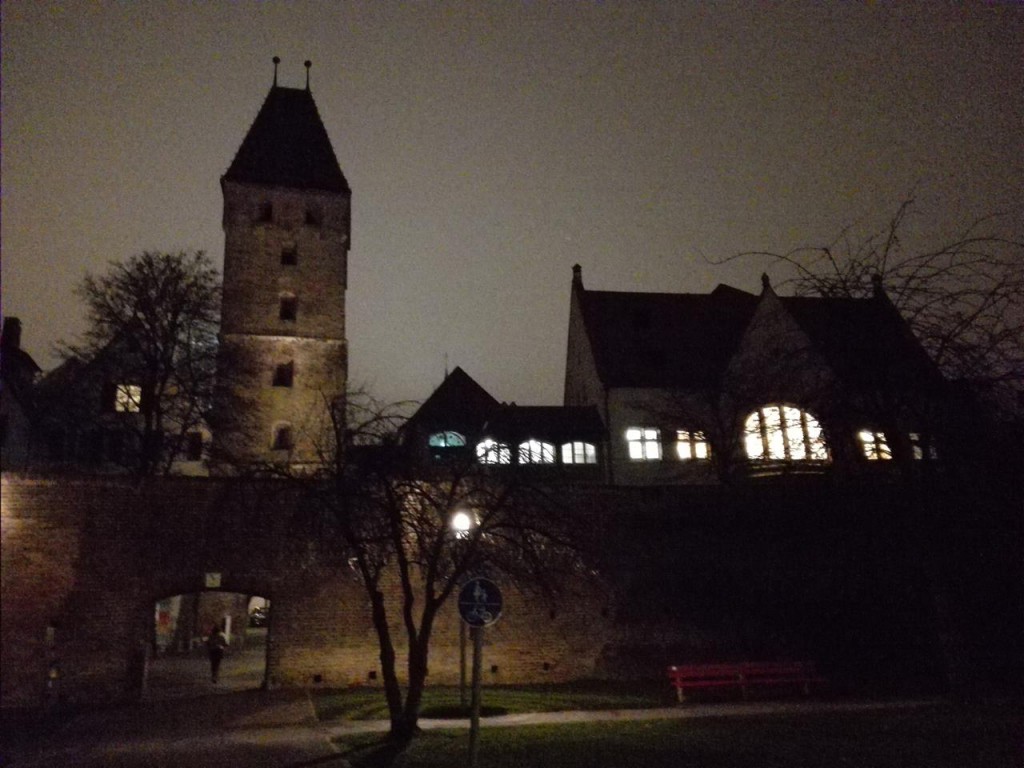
[404,366,605,480]
[564,265,945,485]
[214,67,351,468]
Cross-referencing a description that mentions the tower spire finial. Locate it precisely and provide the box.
[272,56,280,87]
[305,60,312,91]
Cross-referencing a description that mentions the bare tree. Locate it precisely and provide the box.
[51,250,220,475]
[727,199,1024,407]
[296,391,591,744]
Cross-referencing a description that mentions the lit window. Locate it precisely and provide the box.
[519,440,556,464]
[272,424,294,451]
[281,245,297,266]
[279,294,297,321]
[675,430,709,460]
[561,442,597,465]
[744,405,828,461]
[476,439,511,464]
[115,384,142,413]
[858,430,892,461]
[272,362,294,387]
[428,431,466,448]
[626,427,661,460]
[909,432,938,460]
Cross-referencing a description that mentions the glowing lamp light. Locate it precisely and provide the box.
[451,510,474,539]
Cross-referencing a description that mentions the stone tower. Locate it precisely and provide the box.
[214,64,350,467]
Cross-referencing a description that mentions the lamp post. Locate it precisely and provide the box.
[451,510,474,707]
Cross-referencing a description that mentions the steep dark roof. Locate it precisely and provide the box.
[579,285,758,388]
[579,282,940,392]
[223,86,349,193]
[782,295,942,392]
[484,404,605,443]
[405,367,500,437]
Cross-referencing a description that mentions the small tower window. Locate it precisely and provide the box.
[305,205,323,227]
[279,294,298,322]
[272,424,294,451]
[257,201,273,223]
[185,431,204,461]
[272,362,294,387]
[281,244,298,266]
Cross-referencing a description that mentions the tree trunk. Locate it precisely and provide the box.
[367,589,406,739]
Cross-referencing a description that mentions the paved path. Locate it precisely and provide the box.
[2,689,942,768]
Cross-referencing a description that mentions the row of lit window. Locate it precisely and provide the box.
[627,405,935,463]
[429,432,598,466]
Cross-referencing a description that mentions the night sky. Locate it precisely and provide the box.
[3,2,1022,406]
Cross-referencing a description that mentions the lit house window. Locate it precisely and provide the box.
[428,431,466,448]
[115,384,142,413]
[279,294,298,321]
[561,442,597,465]
[626,427,661,460]
[272,362,294,387]
[476,439,511,464]
[744,405,828,461]
[909,432,938,460]
[272,423,294,451]
[858,430,892,460]
[519,440,555,464]
[675,430,709,460]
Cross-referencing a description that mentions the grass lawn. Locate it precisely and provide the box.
[333,701,1022,768]
[313,679,668,721]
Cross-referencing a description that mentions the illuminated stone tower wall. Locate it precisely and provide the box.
[215,76,350,467]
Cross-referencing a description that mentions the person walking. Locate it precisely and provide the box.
[206,624,228,684]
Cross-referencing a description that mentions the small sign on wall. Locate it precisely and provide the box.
[204,572,222,589]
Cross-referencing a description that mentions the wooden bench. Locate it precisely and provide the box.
[667,661,825,703]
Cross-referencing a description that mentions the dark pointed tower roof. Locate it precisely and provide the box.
[223,86,350,193]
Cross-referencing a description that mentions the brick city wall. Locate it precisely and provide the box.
[0,474,616,710]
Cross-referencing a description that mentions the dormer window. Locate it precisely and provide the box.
[272,362,294,387]
[257,201,273,223]
[279,294,298,322]
[281,244,298,266]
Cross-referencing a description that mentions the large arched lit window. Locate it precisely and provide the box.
[519,440,555,464]
[744,405,828,461]
[476,438,511,464]
[428,431,466,448]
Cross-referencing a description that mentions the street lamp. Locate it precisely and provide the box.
[450,509,476,706]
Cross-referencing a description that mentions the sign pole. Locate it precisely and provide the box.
[460,620,468,708]
[468,626,483,768]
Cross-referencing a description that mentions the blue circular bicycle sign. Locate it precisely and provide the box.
[458,577,503,627]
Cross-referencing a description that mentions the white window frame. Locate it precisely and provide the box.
[561,441,597,465]
[626,427,662,461]
[675,430,709,460]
